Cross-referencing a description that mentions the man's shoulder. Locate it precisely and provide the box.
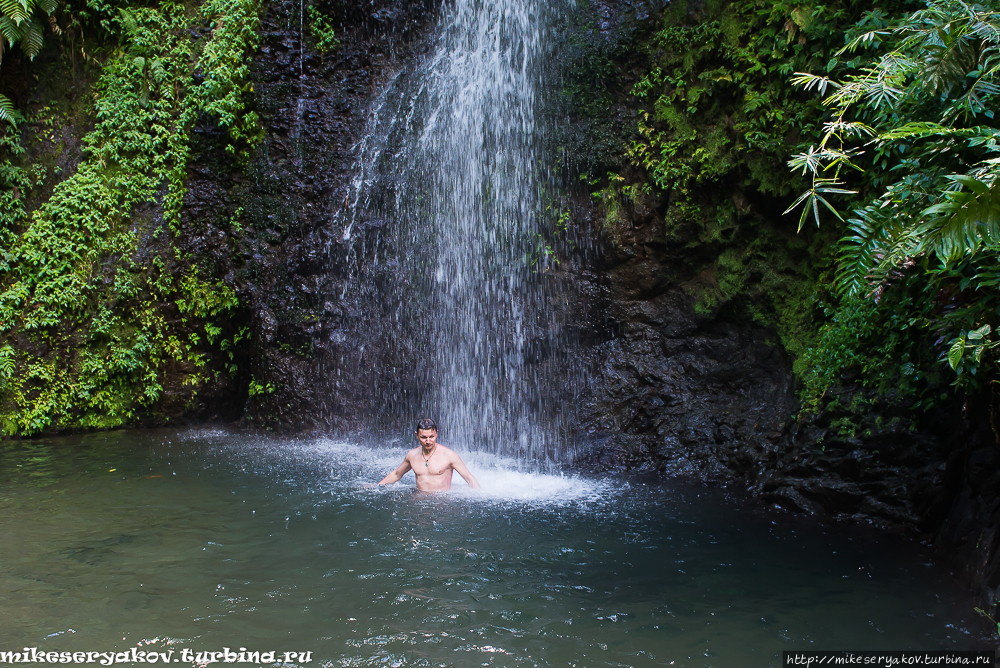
[437,444,461,458]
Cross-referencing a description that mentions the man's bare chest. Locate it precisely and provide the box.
[410,455,451,477]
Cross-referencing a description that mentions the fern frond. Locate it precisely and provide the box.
[0,92,19,126]
[0,0,28,26]
[920,177,1000,262]
[118,8,138,37]
[0,15,26,46]
[20,17,42,59]
[149,58,166,83]
[837,207,891,296]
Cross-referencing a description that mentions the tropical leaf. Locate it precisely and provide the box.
[19,17,42,59]
[0,93,19,126]
[0,0,28,26]
[920,177,1000,262]
[948,337,966,369]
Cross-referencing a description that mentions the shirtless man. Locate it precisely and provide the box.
[376,418,481,492]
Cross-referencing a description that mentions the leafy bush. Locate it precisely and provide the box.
[0,0,261,434]
[789,0,1000,401]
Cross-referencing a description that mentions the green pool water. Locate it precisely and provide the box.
[0,428,986,666]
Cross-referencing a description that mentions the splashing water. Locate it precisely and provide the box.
[299,440,612,505]
[337,0,575,463]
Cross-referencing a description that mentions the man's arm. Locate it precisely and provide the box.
[449,452,481,489]
[377,457,412,485]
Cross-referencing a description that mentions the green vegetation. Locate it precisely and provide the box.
[787,0,1000,407]
[596,0,891,378]
[0,0,261,435]
[597,0,1000,417]
[307,5,338,54]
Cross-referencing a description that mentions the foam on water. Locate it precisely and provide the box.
[297,439,612,506]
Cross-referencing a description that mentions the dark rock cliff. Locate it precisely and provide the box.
[180,0,439,432]
[573,196,797,481]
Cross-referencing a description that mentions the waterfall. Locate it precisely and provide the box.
[336,0,575,462]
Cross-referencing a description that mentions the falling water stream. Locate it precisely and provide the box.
[338,0,572,460]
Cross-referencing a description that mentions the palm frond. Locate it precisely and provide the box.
[790,72,840,95]
[880,121,954,141]
[946,73,1000,119]
[784,178,856,231]
[838,30,892,55]
[822,120,876,139]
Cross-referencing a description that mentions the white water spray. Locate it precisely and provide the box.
[338,0,574,462]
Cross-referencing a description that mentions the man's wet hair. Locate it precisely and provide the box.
[415,417,438,432]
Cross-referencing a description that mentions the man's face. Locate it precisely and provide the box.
[416,429,438,449]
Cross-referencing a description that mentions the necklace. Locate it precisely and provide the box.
[422,445,436,467]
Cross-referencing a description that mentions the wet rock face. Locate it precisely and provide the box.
[180,0,439,431]
[572,189,1000,609]
[568,189,797,480]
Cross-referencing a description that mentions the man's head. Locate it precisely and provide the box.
[415,417,438,449]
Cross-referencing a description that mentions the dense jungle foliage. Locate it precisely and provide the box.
[584,0,1000,421]
[0,0,263,434]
